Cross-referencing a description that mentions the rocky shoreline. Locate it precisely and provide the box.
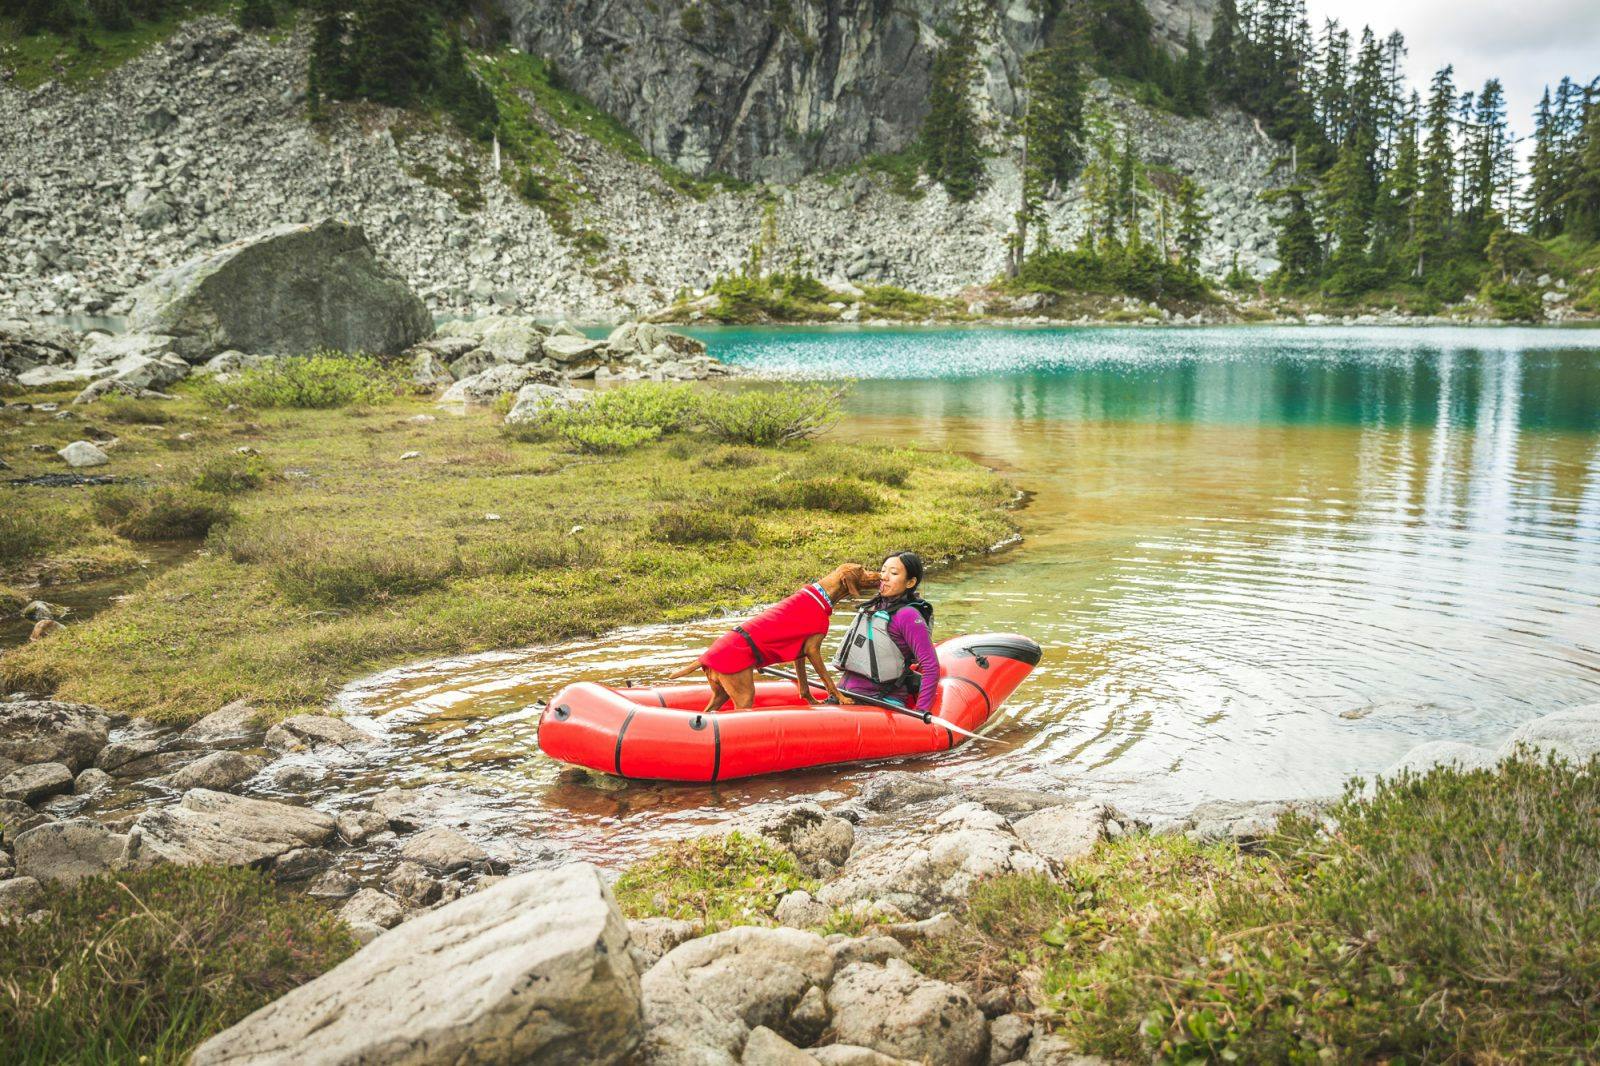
[4,684,1596,1063]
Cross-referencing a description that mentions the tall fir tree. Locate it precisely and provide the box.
[1173,177,1210,272]
[352,0,435,108]
[1564,88,1600,240]
[1415,65,1457,277]
[922,6,986,203]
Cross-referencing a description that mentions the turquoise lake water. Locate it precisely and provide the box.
[334,326,1600,864]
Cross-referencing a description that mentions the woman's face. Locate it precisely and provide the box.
[879,556,914,597]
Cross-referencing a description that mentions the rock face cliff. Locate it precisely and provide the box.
[498,0,1216,182]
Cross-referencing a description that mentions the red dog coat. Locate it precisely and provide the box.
[700,583,833,674]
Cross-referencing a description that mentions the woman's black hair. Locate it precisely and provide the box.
[867,550,933,623]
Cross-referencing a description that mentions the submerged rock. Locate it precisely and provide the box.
[264,713,376,753]
[127,218,432,362]
[162,750,269,793]
[191,864,643,1065]
[1498,703,1600,764]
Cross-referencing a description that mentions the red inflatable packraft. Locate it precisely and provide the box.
[537,633,1041,782]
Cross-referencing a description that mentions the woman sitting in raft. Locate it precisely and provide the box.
[834,550,941,712]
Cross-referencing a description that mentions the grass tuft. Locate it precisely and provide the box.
[613,832,815,931]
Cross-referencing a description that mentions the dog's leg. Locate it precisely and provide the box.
[699,670,729,715]
[724,669,758,709]
[793,652,816,704]
[804,633,851,705]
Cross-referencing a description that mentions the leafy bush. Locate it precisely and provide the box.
[699,385,840,446]
[613,832,815,930]
[90,486,233,540]
[1481,281,1543,322]
[1014,243,1210,304]
[508,384,699,454]
[191,454,273,495]
[0,866,355,1066]
[1046,755,1600,1063]
[748,476,881,514]
[193,352,408,409]
[703,272,844,323]
[653,506,755,545]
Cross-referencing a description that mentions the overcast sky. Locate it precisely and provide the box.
[1302,0,1600,155]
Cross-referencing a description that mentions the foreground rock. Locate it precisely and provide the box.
[828,959,988,1066]
[13,819,130,886]
[180,698,267,748]
[0,762,75,804]
[1498,702,1600,763]
[0,700,110,772]
[162,750,269,792]
[127,218,432,361]
[191,863,642,1065]
[264,713,376,753]
[642,926,833,1066]
[817,804,1053,919]
[127,788,336,869]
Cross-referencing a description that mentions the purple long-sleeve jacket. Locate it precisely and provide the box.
[839,606,941,713]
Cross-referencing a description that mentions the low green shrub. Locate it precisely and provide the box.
[1481,281,1543,322]
[613,832,815,930]
[748,475,881,514]
[90,486,233,540]
[699,385,840,446]
[507,384,698,454]
[1046,755,1600,1063]
[653,506,755,545]
[0,866,355,1066]
[467,533,601,574]
[697,445,766,470]
[1013,243,1210,304]
[191,454,273,495]
[193,351,408,409]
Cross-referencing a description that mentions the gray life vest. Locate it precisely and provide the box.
[832,607,907,684]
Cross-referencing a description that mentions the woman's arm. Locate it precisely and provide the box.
[893,608,941,713]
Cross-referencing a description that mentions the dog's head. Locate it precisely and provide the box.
[835,563,881,599]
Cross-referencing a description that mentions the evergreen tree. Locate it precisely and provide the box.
[1173,176,1209,272]
[1021,30,1086,191]
[87,0,132,30]
[922,6,986,203]
[1565,89,1600,240]
[1205,0,1239,97]
[352,0,435,108]
[1373,91,1420,265]
[308,0,356,105]
[1176,28,1207,116]
[1271,181,1322,285]
[1322,133,1376,285]
[1527,88,1562,236]
[1461,78,1512,234]
[1415,65,1457,277]
[1115,127,1139,245]
[238,0,275,30]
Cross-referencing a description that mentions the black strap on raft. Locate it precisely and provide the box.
[734,625,765,668]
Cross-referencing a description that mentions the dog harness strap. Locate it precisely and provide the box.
[733,625,765,668]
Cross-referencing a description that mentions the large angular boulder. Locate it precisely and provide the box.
[1378,741,1500,780]
[13,819,130,886]
[127,788,336,869]
[0,762,75,804]
[0,318,78,375]
[398,826,488,873]
[827,959,988,1066]
[742,803,855,876]
[503,382,591,425]
[1009,803,1105,864]
[0,700,110,772]
[441,363,560,404]
[127,219,432,362]
[642,926,834,1066]
[180,698,267,748]
[190,864,643,1065]
[162,751,269,793]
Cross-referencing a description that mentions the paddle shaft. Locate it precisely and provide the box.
[756,665,997,744]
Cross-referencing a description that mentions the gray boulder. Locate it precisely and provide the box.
[0,762,74,804]
[827,959,987,1066]
[1498,703,1600,764]
[162,751,269,792]
[190,864,643,1065]
[58,440,110,468]
[0,876,44,917]
[642,926,833,1066]
[433,314,547,363]
[608,322,706,359]
[1379,741,1500,780]
[0,318,77,375]
[441,363,560,404]
[447,347,501,380]
[264,713,376,753]
[541,334,607,364]
[74,767,113,795]
[339,886,405,935]
[503,382,591,425]
[1009,803,1105,864]
[398,826,488,873]
[816,804,1052,919]
[406,347,456,390]
[127,788,336,868]
[0,798,50,847]
[127,218,432,362]
[744,803,854,876]
[180,698,266,748]
[13,818,130,886]
[742,1026,821,1066]
[627,915,699,971]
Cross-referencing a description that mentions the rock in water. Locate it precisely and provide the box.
[127,218,432,362]
[127,788,337,868]
[190,863,643,1065]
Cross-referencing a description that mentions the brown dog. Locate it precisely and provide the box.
[670,563,878,713]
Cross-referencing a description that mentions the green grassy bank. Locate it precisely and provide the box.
[0,372,1013,723]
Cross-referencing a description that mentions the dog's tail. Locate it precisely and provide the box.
[662,659,704,681]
